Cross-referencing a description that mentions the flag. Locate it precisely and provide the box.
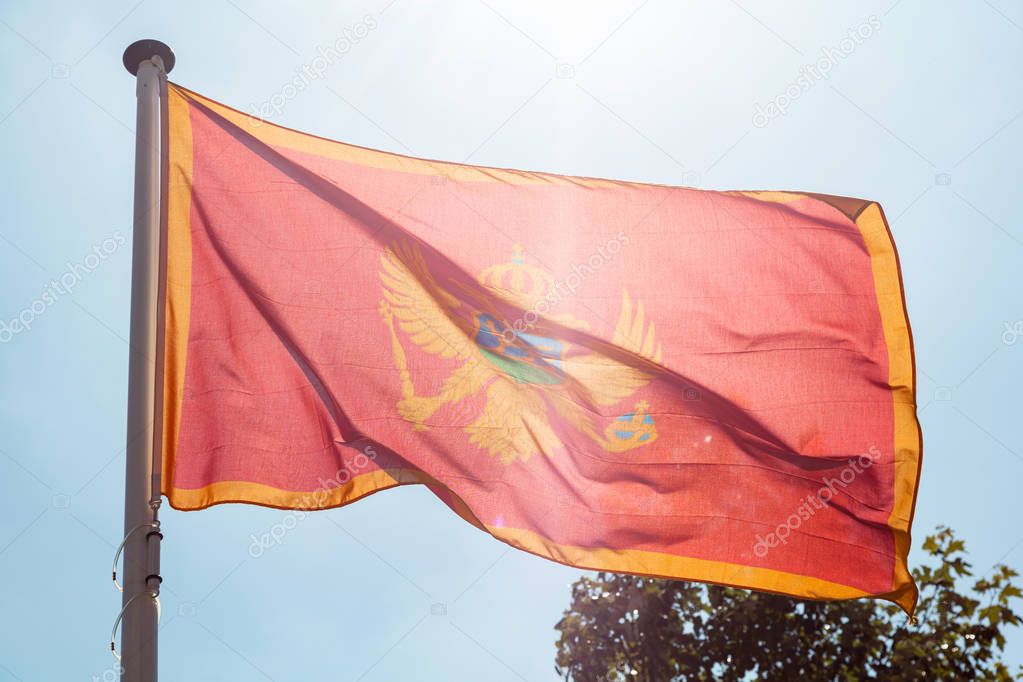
[159,83,922,613]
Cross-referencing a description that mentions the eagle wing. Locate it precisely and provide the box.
[380,241,479,362]
[558,291,662,407]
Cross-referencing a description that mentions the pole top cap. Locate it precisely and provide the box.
[122,39,175,75]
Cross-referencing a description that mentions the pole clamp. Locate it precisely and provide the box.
[112,521,160,592]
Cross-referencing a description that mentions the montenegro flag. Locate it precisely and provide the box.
[159,83,922,613]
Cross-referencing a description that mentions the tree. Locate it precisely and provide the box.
[554,527,1022,681]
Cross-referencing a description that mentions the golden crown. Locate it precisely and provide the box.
[477,245,554,307]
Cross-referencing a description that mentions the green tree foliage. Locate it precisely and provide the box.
[555,527,1021,681]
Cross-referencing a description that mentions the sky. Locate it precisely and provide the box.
[0,1,1021,680]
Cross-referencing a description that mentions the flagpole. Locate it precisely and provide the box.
[120,39,174,682]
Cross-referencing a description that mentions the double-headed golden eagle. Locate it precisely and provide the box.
[379,241,662,464]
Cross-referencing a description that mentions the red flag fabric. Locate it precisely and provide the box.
[159,83,922,613]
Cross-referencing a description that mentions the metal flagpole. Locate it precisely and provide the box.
[119,39,174,682]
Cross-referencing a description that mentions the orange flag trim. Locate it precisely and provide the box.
[159,83,922,613]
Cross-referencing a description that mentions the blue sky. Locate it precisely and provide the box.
[0,1,1021,680]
